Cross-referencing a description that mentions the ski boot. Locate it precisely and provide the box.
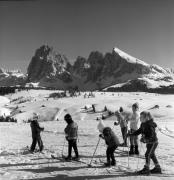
[72,156,80,161]
[64,156,72,161]
[137,165,150,175]
[150,165,162,174]
[104,161,111,167]
[129,145,134,155]
[111,160,116,166]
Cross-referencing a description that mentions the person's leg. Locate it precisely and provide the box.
[137,144,151,174]
[37,135,44,152]
[129,129,134,154]
[72,139,79,158]
[105,147,111,166]
[122,127,128,145]
[145,143,153,167]
[133,135,139,155]
[30,136,37,152]
[110,145,117,165]
[67,140,73,158]
[149,142,162,173]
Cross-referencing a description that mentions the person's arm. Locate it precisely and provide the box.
[128,124,142,136]
[35,121,44,131]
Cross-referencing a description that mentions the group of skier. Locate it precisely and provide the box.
[29,102,162,175]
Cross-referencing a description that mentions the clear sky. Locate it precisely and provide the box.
[0,0,174,73]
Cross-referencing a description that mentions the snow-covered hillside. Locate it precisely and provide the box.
[0,90,174,180]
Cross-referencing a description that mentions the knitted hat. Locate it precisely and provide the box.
[64,113,72,120]
[97,119,105,133]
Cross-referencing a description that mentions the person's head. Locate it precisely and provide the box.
[119,107,123,113]
[33,112,39,121]
[64,113,73,124]
[132,103,139,113]
[103,127,112,136]
[140,111,153,123]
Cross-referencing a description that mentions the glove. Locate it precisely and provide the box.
[115,111,120,116]
[114,122,119,126]
[99,134,103,138]
[127,132,132,136]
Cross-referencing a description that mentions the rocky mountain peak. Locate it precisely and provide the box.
[27,45,70,82]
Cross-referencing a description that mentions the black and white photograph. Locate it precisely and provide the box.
[0,0,174,179]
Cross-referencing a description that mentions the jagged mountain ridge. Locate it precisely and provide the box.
[0,68,27,87]
[0,45,174,91]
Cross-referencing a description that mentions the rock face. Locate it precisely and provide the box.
[27,45,72,83]
[1,45,174,92]
[26,45,174,91]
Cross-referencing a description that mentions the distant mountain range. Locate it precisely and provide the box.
[0,45,174,93]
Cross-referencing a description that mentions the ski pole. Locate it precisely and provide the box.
[88,137,101,167]
[61,137,66,157]
[127,134,130,169]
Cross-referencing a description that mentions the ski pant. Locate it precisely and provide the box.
[106,145,117,163]
[121,127,127,145]
[68,139,79,158]
[130,129,138,146]
[30,134,43,152]
[145,142,159,166]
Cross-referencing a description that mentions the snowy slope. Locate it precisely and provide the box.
[113,47,149,66]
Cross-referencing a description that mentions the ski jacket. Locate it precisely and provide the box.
[132,119,158,143]
[116,111,129,128]
[64,122,78,140]
[30,120,44,137]
[129,111,140,130]
[102,127,120,147]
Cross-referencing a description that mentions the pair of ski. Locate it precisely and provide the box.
[51,154,87,165]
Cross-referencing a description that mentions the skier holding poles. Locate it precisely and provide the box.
[114,107,128,146]
[30,113,44,153]
[98,119,120,167]
[64,113,79,161]
[128,111,161,175]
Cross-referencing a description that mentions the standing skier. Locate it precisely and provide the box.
[128,103,140,155]
[30,113,44,153]
[64,114,79,161]
[114,107,128,146]
[128,111,161,174]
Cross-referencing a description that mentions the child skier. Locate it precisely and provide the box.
[98,120,120,166]
[128,111,161,174]
[128,103,140,155]
[114,107,128,146]
[64,113,79,161]
[30,113,44,153]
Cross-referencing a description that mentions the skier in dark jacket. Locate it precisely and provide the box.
[64,114,79,161]
[30,113,44,153]
[128,111,161,174]
[99,127,120,166]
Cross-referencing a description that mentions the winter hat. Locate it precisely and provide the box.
[64,113,72,120]
[132,102,139,109]
[97,119,105,133]
[119,107,123,113]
